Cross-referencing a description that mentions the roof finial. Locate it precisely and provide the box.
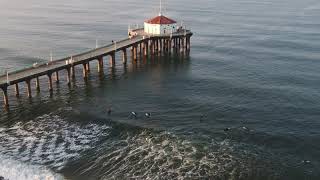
[159,0,162,16]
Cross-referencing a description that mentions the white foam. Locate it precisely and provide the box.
[0,154,63,180]
[0,112,111,172]
[77,131,249,179]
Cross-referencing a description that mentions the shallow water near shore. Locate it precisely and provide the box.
[0,0,320,179]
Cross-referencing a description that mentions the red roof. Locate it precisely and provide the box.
[145,15,177,24]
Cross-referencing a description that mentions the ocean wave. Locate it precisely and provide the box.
[0,111,111,171]
[70,130,282,180]
[0,154,63,180]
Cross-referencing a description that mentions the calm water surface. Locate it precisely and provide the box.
[0,0,320,179]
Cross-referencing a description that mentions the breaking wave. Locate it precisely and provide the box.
[0,154,63,180]
[0,109,111,173]
[69,129,282,180]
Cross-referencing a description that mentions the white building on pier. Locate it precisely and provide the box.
[144,15,177,35]
[143,0,178,35]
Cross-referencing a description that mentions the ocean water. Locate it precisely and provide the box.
[0,0,320,179]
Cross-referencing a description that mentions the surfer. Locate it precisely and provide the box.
[131,112,137,119]
[145,113,151,118]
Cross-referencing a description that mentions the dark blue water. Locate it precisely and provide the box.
[0,0,320,179]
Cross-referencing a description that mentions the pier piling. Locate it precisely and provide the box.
[86,63,90,73]
[109,53,115,67]
[48,73,53,91]
[36,77,40,92]
[98,57,104,73]
[55,71,59,83]
[2,86,9,107]
[133,45,138,61]
[15,84,19,97]
[122,49,127,64]
[26,80,32,98]
[71,66,76,79]
[82,64,88,79]
[66,68,71,85]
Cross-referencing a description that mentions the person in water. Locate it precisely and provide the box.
[145,113,151,118]
[107,106,112,115]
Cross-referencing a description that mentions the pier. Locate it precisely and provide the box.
[0,29,192,109]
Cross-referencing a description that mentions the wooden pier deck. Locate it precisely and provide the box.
[0,29,192,109]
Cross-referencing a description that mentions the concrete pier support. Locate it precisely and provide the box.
[172,39,175,49]
[155,39,159,53]
[179,38,182,52]
[141,43,144,55]
[187,36,191,51]
[155,39,158,53]
[150,40,154,55]
[182,37,185,53]
[178,38,181,53]
[26,80,32,98]
[148,40,151,55]
[2,86,9,108]
[36,77,40,92]
[179,38,183,53]
[133,45,138,61]
[168,39,172,54]
[15,83,19,97]
[144,41,148,57]
[71,66,75,79]
[98,57,104,73]
[82,63,88,79]
[48,74,53,91]
[55,71,59,83]
[149,40,152,54]
[183,36,187,52]
[136,45,139,59]
[164,39,168,53]
[139,43,143,57]
[84,63,90,73]
[122,49,127,64]
[66,68,71,85]
[109,53,115,67]
[159,39,162,54]
[131,46,134,61]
